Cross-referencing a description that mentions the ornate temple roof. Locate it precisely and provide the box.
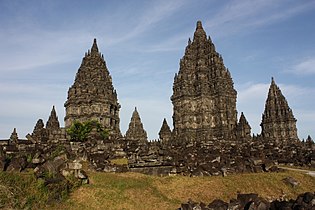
[158,118,171,137]
[172,21,236,100]
[261,77,298,141]
[46,106,60,131]
[125,107,147,142]
[65,38,118,106]
[158,118,172,143]
[238,112,251,129]
[262,77,296,123]
[64,39,121,135]
[9,128,18,143]
[171,21,238,141]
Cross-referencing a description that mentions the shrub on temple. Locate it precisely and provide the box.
[66,120,109,142]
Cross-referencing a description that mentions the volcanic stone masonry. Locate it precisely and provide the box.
[64,39,121,137]
[236,112,251,140]
[171,21,237,143]
[0,21,314,178]
[125,107,148,143]
[158,118,172,144]
[260,77,298,142]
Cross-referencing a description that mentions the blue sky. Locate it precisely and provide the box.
[0,0,314,140]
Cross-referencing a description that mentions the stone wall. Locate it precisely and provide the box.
[179,192,315,210]
[0,129,314,177]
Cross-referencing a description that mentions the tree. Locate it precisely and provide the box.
[66,120,109,142]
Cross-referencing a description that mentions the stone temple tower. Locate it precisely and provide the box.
[158,118,172,144]
[171,21,237,142]
[46,106,60,132]
[260,78,298,142]
[64,39,121,136]
[125,107,147,143]
[236,112,251,139]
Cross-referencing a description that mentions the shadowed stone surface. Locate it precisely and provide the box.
[236,112,251,140]
[31,119,48,143]
[9,128,19,144]
[46,105,60,132]
[158,118,172,144]
[171,21,237,143]
[0,21,313,179]
[180,192,315,210]
[260,78,298,142]
[125,107,148,143]
[64,39,121,137]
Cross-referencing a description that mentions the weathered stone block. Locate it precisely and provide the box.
[68,161,82,170]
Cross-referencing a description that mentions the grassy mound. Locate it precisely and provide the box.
[52,170,315,210]
[0,171,80,209]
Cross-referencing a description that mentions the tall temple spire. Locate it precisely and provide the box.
[64,39,121,137]
[91,38,99,55]
[239,112,249,125]
[193,20,207,42]
[31,119,48,143]
[260,78,298,142]
[171,21,237,142]
[305,135,314,146]
[236,112,251,139]
[9,128,19,143]
[271,77,275,84]
[158,118,172,144]
[46,105,60,131]
[125,107,147,143]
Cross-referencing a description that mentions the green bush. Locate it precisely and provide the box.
[66,120,109,142]
[26,154,33,163]
[0,171,81,209]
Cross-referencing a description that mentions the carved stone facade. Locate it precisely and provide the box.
[236,112,251,139]
[158,118,172,144]
[31,119,48,143]
[64,39,121,137]
[125,107,147,143]
[9,128,19,144]
[46,106,60,132]
[305,135,314,148]
[171,21,237,142]
[260,78,298,142]
[44,107,67,142]
[1,20,315,179]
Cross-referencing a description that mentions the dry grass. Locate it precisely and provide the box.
[0,171,80,209]
[50,170,315,210]
[110,158,129,165]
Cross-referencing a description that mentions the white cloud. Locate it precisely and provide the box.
[294,109,315,139]
[289,57,315,75]
[236,82,269,134]
[206,0,274,27]
[130,34,188,53]
[0,82,63,95]
[0,81,66,138]
[204,0,315,37]
[245,2,315,27]
[0,30,91,72]
[0,0,188,74]
[237,82,269,103]
[0,98,65,139]
[102,0,187,46]
[280,83,315,98]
